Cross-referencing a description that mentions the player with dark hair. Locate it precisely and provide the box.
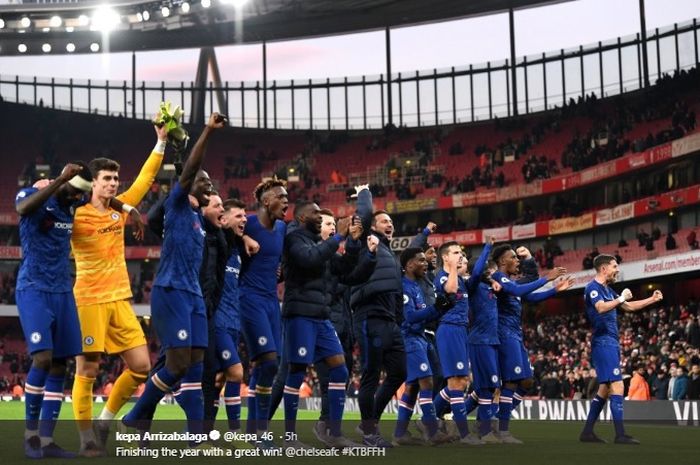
[239,177,288,445]
[214,198,248,435]
[16,162,93,458]
[281,201,376,448]
[490,244,571,443]
[71,123,166,455]
[122,113,225,437]
[580,254,662,444]
[393,247,452,446]
[351,185,406,447]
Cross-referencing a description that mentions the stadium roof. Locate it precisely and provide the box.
[0,0,573,56]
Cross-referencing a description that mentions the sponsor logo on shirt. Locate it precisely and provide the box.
[53,222,73,230]
[97,224,121,234]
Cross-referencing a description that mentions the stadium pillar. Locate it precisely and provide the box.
[385,27,393,127]
[639,0,650,87]
[263,41,268,129]
[131,52,136,119]
[190,47,226,126]
[509,8,518,116]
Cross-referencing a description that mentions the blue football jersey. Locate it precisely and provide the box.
[468,281,500,345]
[215,246,242,331]
[434,270,469,326]
[401,276,439,338]
[153,182,205,296]
[584,280,620,347]
[16,187,83,292]
[492,271,547,342]
[239,214,286,297]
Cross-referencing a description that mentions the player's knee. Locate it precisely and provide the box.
[49,359,67,377]
[79,360,100,378]
[447,376,468,391]
[257,358,278,382]
[165,358,191,379]
[31,352,52,372]
[418,378,434,391]
[227,364,244,383]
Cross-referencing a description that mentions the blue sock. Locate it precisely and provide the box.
[395,392,415,438]
[124,367,178,427]
[432,387,450,418]
[255,359,278,433]
[224,382,242,432]
[179,362,204,436]
[582,395,606,434]
[610,394,626,437]
[497,388,514,432]
[39,375,64,441]
[246,371,257,435]
[327,365,348,437]
[24,366,48,433]
[418,389,438,436]
[476,390,494,437]
[465,391,478,415]
[512,387,527,410]
[449,389,469,437]
[283,370,304,435]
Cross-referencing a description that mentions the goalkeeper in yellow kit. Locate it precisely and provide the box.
[70,122,167,456]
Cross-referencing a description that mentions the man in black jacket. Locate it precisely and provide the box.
[351,185,406,447]
[281,200,378,448]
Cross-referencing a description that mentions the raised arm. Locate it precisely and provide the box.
[620,289,663,312]
[118,122,168,206]
[467,238,494,289]
[16,163,83,217]
[354,185,373,233]
[409,222,436,249]
[179,113,226,193]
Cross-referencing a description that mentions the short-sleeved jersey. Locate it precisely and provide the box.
[16,187,84,292]
[239,215,286,297]
[153,182,205,296]
[215,246,242,331]
[434,270,469,326]
[468,281,500,345]
[584,280,620,347]
[72,149,163,306]
[401,276,438,338]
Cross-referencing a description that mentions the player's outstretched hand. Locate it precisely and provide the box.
[516,246,532,260]
[350,184,369,198]
[621,288,633,302]
[545,266,566,281]
[207,112,227,129]
[128,209,146,242]
[652,289,663,302]
[348,218,363,241]
[491,280,502,292]
[367,234,379,253]
[243,235,260,256]
[153,113,169,141]
[425,222,437,234]
[58,163,84,182]
[555,276,575,292]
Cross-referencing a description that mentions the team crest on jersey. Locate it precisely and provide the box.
[613,368,621,376]
[403,294,409,304]
[30,332,41,344]
[420,363,429,372]
[590,290,599,299]
[177,329,188,341]
[221,350,231,360]
[514,366,522,374]
[298,347,307,357]
[258,336,268,346]
[456,362,465,370]
[111,212,120,220]
[491,375,499,383]
[84,336,94,346]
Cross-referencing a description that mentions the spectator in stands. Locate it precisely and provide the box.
[582,254,593,270]
[540,371,563,399]
[651,368,669,400]
[688,364,700,400]
[627,364,650,400]
[688,316,700,348]
[614,250,623,264]
[666,233,677,251]
[638,230,650,247]
[687,230,699,250]
[562,370,584,399]
[672,366,689,400]
[645,237,655,252]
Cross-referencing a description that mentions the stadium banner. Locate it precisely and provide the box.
[388,236,416,252]
[483,226,510,243]
[0,246,20,259]
[596,202,634,226]
[548,213,594,236]
[296,398,700,423]
[385,198,437,214]
[512,223,537,239]
[672,131,700,158]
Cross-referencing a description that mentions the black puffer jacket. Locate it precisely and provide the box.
[283,226,376,319]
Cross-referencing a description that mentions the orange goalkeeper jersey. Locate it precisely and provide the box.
[71,149,164,306]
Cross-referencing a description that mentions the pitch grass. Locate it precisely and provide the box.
[0,401,697,465]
